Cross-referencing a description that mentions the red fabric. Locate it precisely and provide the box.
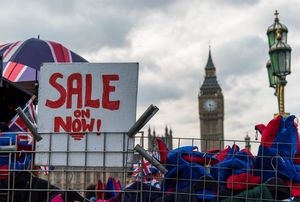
[227,173,261,190]
[155,138,168,164]
[96,179,105,200]
[182,155,218,165]
[255,124,266,135]
[3,41,20,58]
[240,149,254,159]
[51,194,64,202]
[4,62,26,82]
[0,165,9,180]
[113,178,121,191]
[294,153,300,165]
[207,149,220,154]
[48,41,71,62]
[260,116,281,148]
[287,181,300,196]
[214,146,230,162]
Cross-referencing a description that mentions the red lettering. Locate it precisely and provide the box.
[81,109,90,118]
[45,73,66,108]
[85,74,100,108]
[67,73,82,109]
[102,75,120,110]
[81,118,95,132]
[54,116,72,132]
[73,109,90,118]
[74,110,81,118]
[96,119,101,136]
[72,119,82,132]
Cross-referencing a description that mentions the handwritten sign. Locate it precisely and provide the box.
[36,63,138,167]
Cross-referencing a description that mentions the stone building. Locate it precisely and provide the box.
[147,126,173,152]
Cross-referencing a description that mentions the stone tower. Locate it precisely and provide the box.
[198,47,224,151]
[148,126,173,151]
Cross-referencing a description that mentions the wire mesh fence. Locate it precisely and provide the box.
[0,130,300,201]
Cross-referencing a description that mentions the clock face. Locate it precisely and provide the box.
[204,99,217,112]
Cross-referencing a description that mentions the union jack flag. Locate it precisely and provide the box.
[0,38,87,82]
[17,133,33,151]
[40,165,55,176]
[132,159,161,189]
[132,158,159,177]
[8,95,37,132]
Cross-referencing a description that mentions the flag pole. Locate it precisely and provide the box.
[16,107,41,141]
[134,144,168,174]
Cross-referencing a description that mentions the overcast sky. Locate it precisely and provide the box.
[2,0,300,147]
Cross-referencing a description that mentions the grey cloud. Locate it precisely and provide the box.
[138,83,183,106]
[100,0,174,10]
[0,0,174,53]
[221,0,259,6]
[215,36,267,90]
[226,120,245,132]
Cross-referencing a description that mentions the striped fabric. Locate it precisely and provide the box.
[0,38,87,82]
[8,96,37,132]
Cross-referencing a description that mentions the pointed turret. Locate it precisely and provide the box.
[200,47,221,94]
[165,125,168,136]
[205,47,215,70]
[204,46,216,77]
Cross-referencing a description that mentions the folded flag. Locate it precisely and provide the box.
[8,95,37,132]
[105,177,117,200]
[105,177,122,200]
[40,165,55,176]
[161,145,214,201]
[96,178,105,200]
[155,137,168,164]
[96,177,122,200]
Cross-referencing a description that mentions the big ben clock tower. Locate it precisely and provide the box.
[198,47,224,152]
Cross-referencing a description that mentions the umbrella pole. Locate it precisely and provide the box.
[34,68,38,107]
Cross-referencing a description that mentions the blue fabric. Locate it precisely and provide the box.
[254,115,300,183]
[0,133,17,146]
[0,133,32,150]
[166,146,198,166]
[210,148,253,183]
[10,38,88,71]
[271,115,297,158]
[105,177,117,199]
[181,149,220,165]
[254,147,300,183]
[162,146,216,200]
[0,133,32,171]
[162,163,209,191]
[195,189,216,200]
[254,146,277,182]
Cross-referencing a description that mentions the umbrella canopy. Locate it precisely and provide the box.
[0,38,88,82]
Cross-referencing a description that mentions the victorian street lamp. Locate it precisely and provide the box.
[266,10,292,116]
[266,60,278,90]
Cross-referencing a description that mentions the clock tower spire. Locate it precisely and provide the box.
[205,46,216,77]
[198,47,224,151]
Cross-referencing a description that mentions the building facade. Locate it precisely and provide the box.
[198,48,224,151]
[148,126,173,152]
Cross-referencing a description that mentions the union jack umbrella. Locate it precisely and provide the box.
[0,38,88,82]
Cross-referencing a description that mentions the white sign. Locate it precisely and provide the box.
[36,63,138,167]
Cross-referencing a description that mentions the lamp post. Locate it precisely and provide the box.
[266,10,291,116]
